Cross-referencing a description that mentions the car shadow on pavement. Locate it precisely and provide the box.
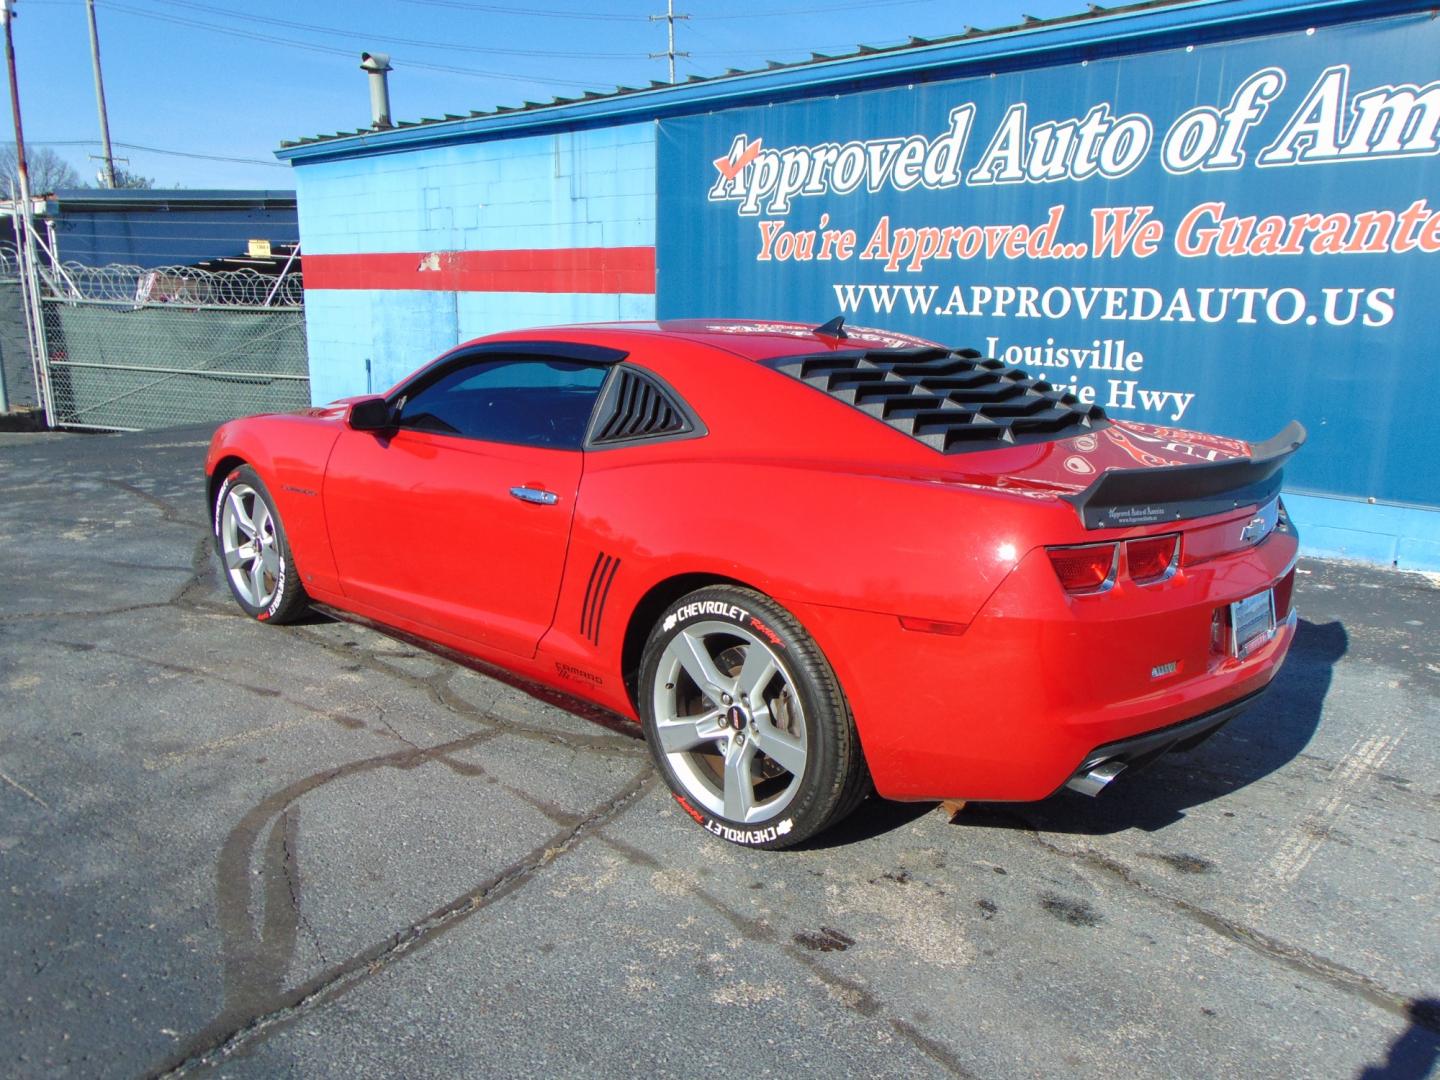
[283,608,339,627]
[962,617,1350,836]
[1356,998,1440,1079]
[802,798,938,849]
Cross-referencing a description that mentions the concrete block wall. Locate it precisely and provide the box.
[295,123,656,402]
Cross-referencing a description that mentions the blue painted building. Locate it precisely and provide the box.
[289,126,655,400]
[42,189,299,270]
[278,0,1440,570]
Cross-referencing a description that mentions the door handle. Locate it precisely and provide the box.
[509,486,559,506]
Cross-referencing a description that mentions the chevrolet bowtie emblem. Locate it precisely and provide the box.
[1240,499,1279,545]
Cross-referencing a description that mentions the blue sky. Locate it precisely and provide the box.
[7,0,1084,189]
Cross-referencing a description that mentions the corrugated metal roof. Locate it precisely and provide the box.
[276,0,1407,161]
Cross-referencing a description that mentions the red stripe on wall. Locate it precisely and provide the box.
[305,247,655,294]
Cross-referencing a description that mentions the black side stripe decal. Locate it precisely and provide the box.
[581,552,606,639]
[592,556,621,644]
[580,552,622,646]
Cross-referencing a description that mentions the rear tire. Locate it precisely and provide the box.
[638,585,869,849]
[213,464,310,624]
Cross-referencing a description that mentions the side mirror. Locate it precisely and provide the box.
[347,395,395,431]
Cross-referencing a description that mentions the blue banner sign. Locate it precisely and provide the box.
[657,11,1440,509]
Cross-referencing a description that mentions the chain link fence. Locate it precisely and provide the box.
[38,262,309,431]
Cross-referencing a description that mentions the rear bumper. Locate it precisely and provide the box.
[792,525,1299,802]
[1060,687,1265,797]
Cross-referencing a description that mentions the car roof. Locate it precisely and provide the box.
[480,319,942,362]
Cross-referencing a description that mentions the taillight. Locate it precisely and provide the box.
[1211,607,1229,655]
[1127,533,1180,584]
[1047,542,1118,594]
[1274,565,1296,617]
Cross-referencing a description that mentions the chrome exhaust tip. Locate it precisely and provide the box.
[1065,759,1127,797]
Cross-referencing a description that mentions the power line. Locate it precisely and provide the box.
[137,0,648,59]
[100,1,610,87]
[38,138,288,166]
[396,0,960,26]
[687,43,886,56]
[396,0,650,20]
[690,0,953,18]
[678,15,892,60]
[31,0,954,20]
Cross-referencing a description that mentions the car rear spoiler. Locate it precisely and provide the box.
[1063,421,1306,530]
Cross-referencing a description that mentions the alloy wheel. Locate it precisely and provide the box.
[651,620,807,824]
[219,483,281,608]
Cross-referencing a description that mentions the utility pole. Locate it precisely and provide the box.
[2,0,30,206]
[0,0,17,414]
[3,0,53,423]
[648,0,689,84]
[85,0,117,187]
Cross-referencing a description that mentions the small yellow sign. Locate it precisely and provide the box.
[247,238,273,258]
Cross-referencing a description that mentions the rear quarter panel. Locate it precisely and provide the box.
[569,334,1083,624]
[577,451,1075,618]
[548,434,1084,724]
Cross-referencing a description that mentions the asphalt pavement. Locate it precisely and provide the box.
[1,425,1436,1079]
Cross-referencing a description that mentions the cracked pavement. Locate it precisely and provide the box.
[0,425,1437,1078]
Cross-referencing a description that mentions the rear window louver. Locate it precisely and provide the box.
[590,367,694,445]
[770,347,1108,453]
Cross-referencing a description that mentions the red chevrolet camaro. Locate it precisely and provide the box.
[205,319,1302,848]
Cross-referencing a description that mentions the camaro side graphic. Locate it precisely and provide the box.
[206,319,1302,848]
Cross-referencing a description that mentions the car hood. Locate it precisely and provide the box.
[299,397,368,421]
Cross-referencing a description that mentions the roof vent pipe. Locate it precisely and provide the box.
[360,52,393,129]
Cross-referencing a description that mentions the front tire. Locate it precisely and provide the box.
[213,464,309,624]
[638,586,869,849]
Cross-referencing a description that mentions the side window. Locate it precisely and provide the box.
[395,357,608,449]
